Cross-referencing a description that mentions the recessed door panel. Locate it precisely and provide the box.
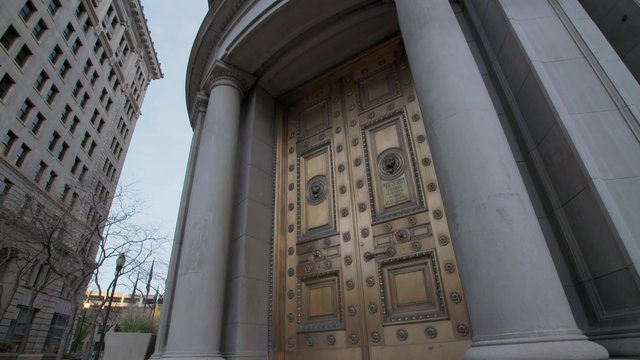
[274,38,471,360]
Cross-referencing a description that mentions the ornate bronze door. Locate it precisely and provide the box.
[272,38,471,360]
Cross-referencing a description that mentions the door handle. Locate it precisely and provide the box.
[363,247,396,261]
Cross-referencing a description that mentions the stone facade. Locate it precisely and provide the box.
[0,0,160,354]
[155,0,639,359]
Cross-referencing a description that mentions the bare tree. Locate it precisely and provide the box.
[0,183,164,360]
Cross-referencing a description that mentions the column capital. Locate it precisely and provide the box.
[188,91,210,129]
[202,60,255,95]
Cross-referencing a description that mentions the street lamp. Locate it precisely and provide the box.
[94,253,126,360]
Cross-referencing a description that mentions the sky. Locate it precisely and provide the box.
[111,0,209,291]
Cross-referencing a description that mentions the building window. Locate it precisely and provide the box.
[29,113,45,134]
[97,119,105,133]
[1,25,20,51]
[48,45,62,64]
[14,144,30,167]
[105,99,113,112]
[80,93,89,108]
[75,3,86,19]
[60,184,71,202]
[1,178,13,200]
[1,131,18,157]
[81,131,90,148]
[32,19,48,40]
[0,74,16,102]
[18,1,37,22]
[71,38,82,54]
[100,51,107,65]
[44,170,57,191]
[7,306,37,352]
[99,88,107,102]
[82,17,92,33]
[17,98,34,121]
[78,165,88,181]
[47,0,61,16]
[58,60,70,78]
[44,85,59,105]
[69,116,79,134]
[14,44,33,68]
[72,80,82,98]
[62,22,75,41]
[57,143,68,161]
[88,141,96,156]
[34,161,47,182]
[83,59,93,74]
[89,71,98,86]
[48,131,60,151]
[60,104,71,124]
[70,156,81,174]
[34,70,49,92]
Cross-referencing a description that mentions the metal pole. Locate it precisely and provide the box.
[93,268,121,360]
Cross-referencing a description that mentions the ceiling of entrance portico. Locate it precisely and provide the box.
[190,0,399,100]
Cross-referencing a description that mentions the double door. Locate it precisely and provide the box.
[273,39,470,360]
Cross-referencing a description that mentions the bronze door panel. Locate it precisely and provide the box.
[273,38,470,360]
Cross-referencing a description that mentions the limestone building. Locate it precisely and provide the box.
[155,0,639,359]
[0,0,160,353]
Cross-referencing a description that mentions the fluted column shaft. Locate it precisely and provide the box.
[160,76,243,360]
[395,0,607,358]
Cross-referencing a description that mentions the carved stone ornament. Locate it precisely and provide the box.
[348,305,357,316]
[337,144,343,153]
[368,302,378,314]
[352,138,359,146]
[346,279,354,290]
[306,175,328,205]
[357,179,365,189]
[366,276,376,287]
[427,182,438,192]
[358,203,367,212]
[350,333,359,344]
[338,164,345,173]
[395,229,410,243]
[202,60,255,94]
[397,329,408,341]
[306,336,315,347]
[288,224,294,233]
[425,327,438,339]
[450,291,462,304]
[287,337,295,348]
[408,216,417,225]
[457,324,469,336]
[383,223,393,232]
[438,234,449,246]
[354,158,362,167]
[287,268,294,277]
[289,183,294,191]
[304,264,312,273]
[287,289,295,299]
[344,256,353,266]
[341,208,349,217]
[288,313,295,323]
[288,203,294,211]
[343,232,351,242]
[412,113,420,122]
[289,164,295,172]
[288,247,294,256]
[324,261,332,270]
[444,262,456,273]
[421,157,431,166]
[361,228,370,238]
[433,209,443,219]
[339,185,347,194]
[411,241,422,251]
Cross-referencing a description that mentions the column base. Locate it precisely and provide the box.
[150,353,225,360]
[465,336,608,360]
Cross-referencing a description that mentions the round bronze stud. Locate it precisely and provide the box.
[366,276,375,287]
[324,261,332,270]
[368,112,375,119]
[368,302,378,314]
[354,158,361,167]
[323,238,331,247]
[349,105,355,111]
[422,157,431,166]
[408,216,417,225]
[400,63,407,69]
[288,313,295,323]
[427,182,438,192]
[288,203,294,211]
[306,336,315,347]
[361,228,369,238]
[289,132,295,139]
[383,223,392,232]
[341,208,349,217]
[338,164,345,172]
[350,119,357,127]
[425,327,438,339]
[288,183,294,191]
[287,338,295,348]
[288,224,294,233]
[334,111,340,118]
[288,247,294,256]
[337,144,343,153]
[348,305,357,316]
[387,103,395,111]
[444,262,456,273]
[457,324,469,336]
[412,114,420,122]
[346,279,354,290]
[287,289,295,299]
[350,333,359,344]
[433,209,443,219]
[289,147,294,154]
[352,138,359,146]
[358,203,367,212]
[319,134,326,141]
[287,268,294,277]
[288,164,295,172]
[411,241,422,251]
[356,179,364,189]
[304,264,312,273]
[417,135,426,143]
[438,234,450,246]
[450,292,462,304]
[408,94,416,102]
[343,232,351,242]
[395,229,410,243]
[327,335,336,345]
[339,185,347,194]
[371,331,381,343]
[335,126,342,134]
[344,256,353,266]
[397,329,408,341]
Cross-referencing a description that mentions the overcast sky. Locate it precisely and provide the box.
[113,1,209,290]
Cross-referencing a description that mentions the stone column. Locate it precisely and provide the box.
[395,0,607,359]
[159,62,254,360]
